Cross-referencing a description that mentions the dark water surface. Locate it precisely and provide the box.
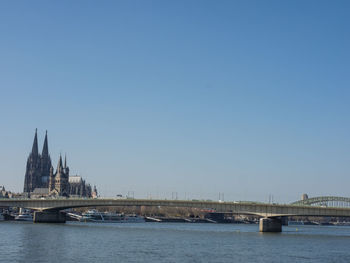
[1,221,350,262]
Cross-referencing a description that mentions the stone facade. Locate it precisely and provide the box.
[68,176,92,198]
[49,155,70,197]
[23,130,95,198]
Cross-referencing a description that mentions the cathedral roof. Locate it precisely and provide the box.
[69,175,82,184]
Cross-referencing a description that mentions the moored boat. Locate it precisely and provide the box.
[15,213,33,222]
[80,210,145,223]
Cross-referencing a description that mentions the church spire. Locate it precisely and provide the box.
[42,130,49,157]
[57,154,63,172]
[31,129,39,156]
[64,154,67,169]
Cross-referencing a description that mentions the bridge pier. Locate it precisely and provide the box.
[259,218,282,232]
[33,211,66,223]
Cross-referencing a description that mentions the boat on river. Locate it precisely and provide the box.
[80,210,145,223]
[14,208,33,222]
[15,213,33,222]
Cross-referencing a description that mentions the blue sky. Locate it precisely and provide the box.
[0,1,349,202]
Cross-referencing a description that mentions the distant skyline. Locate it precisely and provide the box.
[1,1,349,203]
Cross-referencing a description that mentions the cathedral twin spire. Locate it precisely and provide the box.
[31,129,49,157]
[42,130,49,157]
[31,129,39,156]
[24,129,94,197]
[24,129,67,193]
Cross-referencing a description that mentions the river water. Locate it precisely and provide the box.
[1,221,350,262]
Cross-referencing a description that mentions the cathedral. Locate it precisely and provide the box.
[23,130,96,198]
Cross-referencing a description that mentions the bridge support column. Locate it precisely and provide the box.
[33,211,66,223]
[259,218,282,232]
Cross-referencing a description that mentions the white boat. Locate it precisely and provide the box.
[15,213,33,222]
[80,210,145,223]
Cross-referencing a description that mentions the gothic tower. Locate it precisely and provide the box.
[40,131,52,188]
[23,129,41,193]
[49,155,70,196]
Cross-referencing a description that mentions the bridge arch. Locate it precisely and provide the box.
[291,196,350,208]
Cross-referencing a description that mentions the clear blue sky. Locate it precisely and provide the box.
[0,0,349,202]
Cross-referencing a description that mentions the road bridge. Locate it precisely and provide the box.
[2,198,350,232]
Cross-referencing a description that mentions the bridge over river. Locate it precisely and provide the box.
[2,197,350,232]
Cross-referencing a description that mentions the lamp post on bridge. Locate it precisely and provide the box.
[171,192,178,200]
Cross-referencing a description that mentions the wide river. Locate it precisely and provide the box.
[1,221,350,262]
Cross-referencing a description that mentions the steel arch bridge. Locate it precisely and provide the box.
[291,196,350,208]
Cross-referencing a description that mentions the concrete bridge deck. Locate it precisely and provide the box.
[2,198,350,218]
